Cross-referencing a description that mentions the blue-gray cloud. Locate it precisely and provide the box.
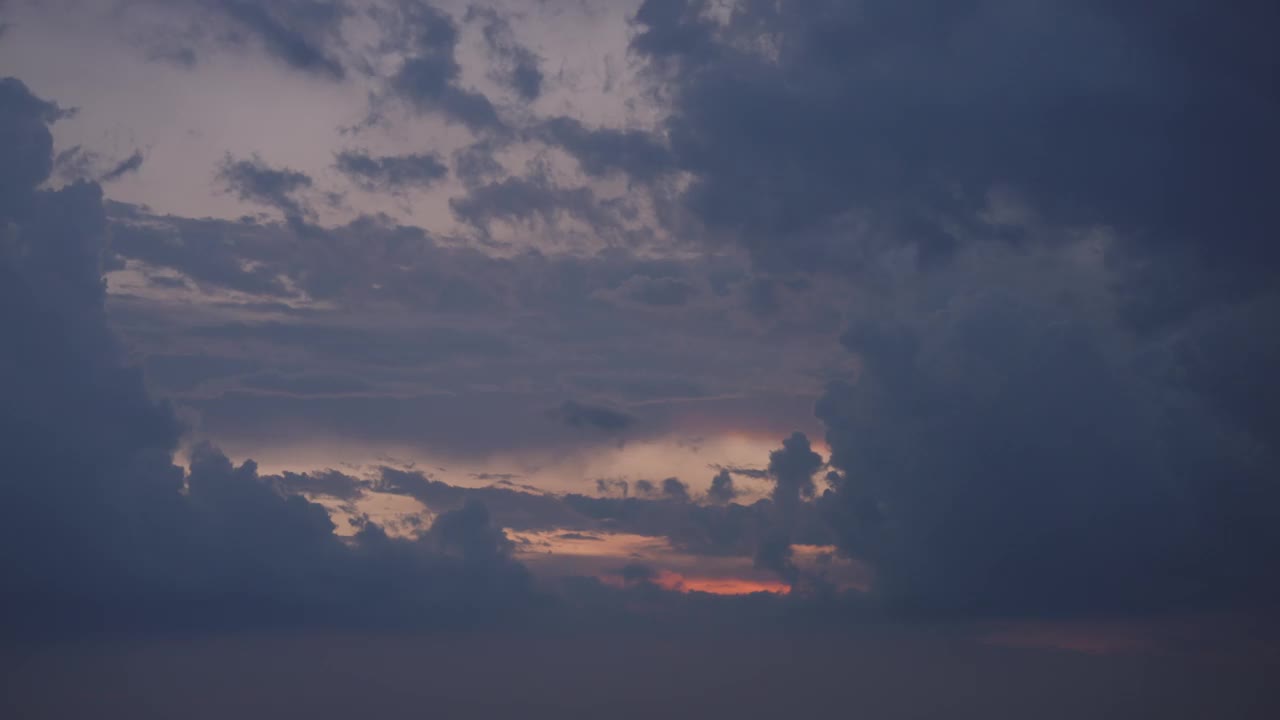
[334,149,448,192]
[216,154,315,220]
[380,1,502,130]
[100,149,145,182]
[467,5,543,101]
[213,0,349,80]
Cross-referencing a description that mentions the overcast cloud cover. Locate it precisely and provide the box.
[2,1,1279,717]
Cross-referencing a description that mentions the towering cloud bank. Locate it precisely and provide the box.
[624,0,1280,615]
[0,78,531,634]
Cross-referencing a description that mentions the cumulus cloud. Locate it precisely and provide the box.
[706,469,737,504]
[629,0,1280,296]
[0,77,535,634]
[813,244,1280,615]
[614,0,1280,618]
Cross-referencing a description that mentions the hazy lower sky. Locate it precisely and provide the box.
[2,1,1279,717]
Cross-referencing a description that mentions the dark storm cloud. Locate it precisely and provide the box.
[334,149,448,192]
[766,432,821,518]
[213,0,349,80]
[99,149,145,182]
[379,0,502,131]
[550,400,635,433]
[0,77,536,635]
[616,0,1280,618]
[216,154,315,220]
[467,5,543,101]
[813,267,1280,616]
[0,77,69,213]
[629,0,1280,295]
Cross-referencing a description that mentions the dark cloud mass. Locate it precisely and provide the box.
[3,1,1280,712]
[0,77,534,634]
[613,0,1280,617]
[631,0,1280,291]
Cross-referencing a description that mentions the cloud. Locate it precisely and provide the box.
[766,432,821,518]
[0,77,69,212]
[334,149,448,192]
[467,6,543,101]
[212,0,349,80]
[813,244,1280,616]
[550,400,635,432]
[216,154,315,220]
[0,76,537,634]
[628,0,1280,297]
[448,172,615,233]
[380,1,502,131]
[538,117,673,183]
[707,469,737,504]
[100,149,145,182]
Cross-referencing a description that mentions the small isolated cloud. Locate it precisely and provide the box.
[216,154,314,219]
[100,150,144,182]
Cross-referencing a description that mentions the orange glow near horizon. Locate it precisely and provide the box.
[649,570,791,596]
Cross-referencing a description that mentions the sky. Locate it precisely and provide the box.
[2,1,1279,717]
